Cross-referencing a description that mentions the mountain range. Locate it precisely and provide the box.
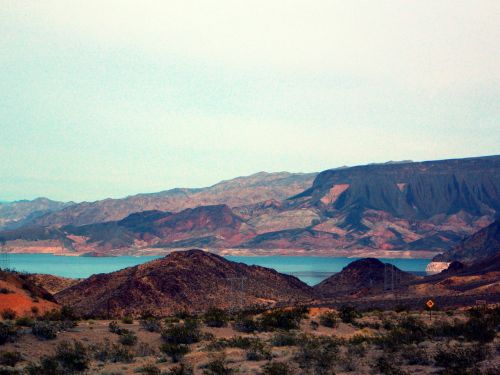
[1,155,499,256]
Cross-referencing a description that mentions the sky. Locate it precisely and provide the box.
[1,1,499,202]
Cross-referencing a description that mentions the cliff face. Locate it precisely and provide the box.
[294,156,500,221]
[55,249,313,317]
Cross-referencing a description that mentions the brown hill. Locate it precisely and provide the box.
[314,258,418,298]
[55,249,314,317]
[0,270,59,317]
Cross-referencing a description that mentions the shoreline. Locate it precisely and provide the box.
[3,247,440,259]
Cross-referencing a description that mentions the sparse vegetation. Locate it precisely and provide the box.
[339,305,360,324]
[32,321,59,340]
[118,330,138,346]
[121,315,133,324]
[258,307,308,331]
[0,323,17,345]
[262,362,291,375]
[160,343,190,363]
[0,351,22,367]
[140,317,162,332]
[0,310,16,321]
[319,311,338,328]
[204,308,228,328]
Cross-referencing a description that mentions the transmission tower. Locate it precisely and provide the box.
[227,277,247,313]
[0,238,10,271]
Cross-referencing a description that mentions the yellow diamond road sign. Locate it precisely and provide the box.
[426,300,434,309]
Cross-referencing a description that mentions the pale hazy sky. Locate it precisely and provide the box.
[1,1,499,202]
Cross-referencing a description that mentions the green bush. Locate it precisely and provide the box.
[339,305,360,324]
[160,343,190,363]
[118,331,137,346]
[15,316,34,327]
[32,321,58,340]
[258,307,307,331]
[262,362,291,375]
[319,311,338,328]
[204,308,228,328]
[161,322,201,345]
[0,351,22,367]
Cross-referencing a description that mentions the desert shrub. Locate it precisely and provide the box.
[310,321,319,330]
[108,321,123,334]
[0,323,17,345]
[258,307,307,331]
[295,335,340,374]
[134,342,157,357]
[164,316,180,325]
[32,321,58,340]
[271,331,298,347]
[434,343,489,374]
[430,311,496,343]
[121,315,133,324]
[347,341,367,358]
[245,340,272,361]
[160,343,190,363]
[166,363,194,375]
[0,351,22,367]
[204,308,228,328]
[140,317,162,332]
[374,356,408,375]
[375,316,427,351]
[24,357,63,375]
[319,311,338,328]
[400,344,430,365]
[90,339,134,363]
[118,331,137,346]
[136,363,161,375]
[0,310,16,321]
[54,340,89,373]
[0,288,12,294]
[202,356,233,375]
[30,306,39,315]
[161,322,201,345]
[15,316,34,327]
[262,362,291,375]
[0,366,22,375]
[233,315,258,333]
[206,336,256,351]
[339,305,360,324]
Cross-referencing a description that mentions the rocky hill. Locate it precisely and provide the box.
[313,258,417,298]
[55,249,314,317]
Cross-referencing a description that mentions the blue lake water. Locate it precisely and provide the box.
[6,253,431,286]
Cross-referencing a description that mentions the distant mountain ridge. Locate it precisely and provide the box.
[1,155,499,255]
[30,171,317,227]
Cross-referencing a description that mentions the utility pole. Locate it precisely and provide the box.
[227,277,247,313]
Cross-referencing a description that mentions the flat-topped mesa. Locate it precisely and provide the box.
[55,249,314,318]
[313,258,417,298]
